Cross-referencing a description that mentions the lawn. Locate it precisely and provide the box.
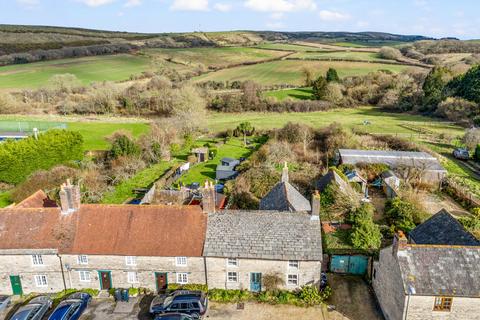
[101,160,174,204]
[291,51,389,62]
[145,47,287,69]
[263,87,313,101]
[195,60,419,86]
[0,118,151,151]
[0,54,150,90]
[176,137,263,186]
[0,191,12,208]
[206,106,463,136]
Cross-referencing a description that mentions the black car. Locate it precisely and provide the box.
[150,291,208,319]
[154,313,194,320]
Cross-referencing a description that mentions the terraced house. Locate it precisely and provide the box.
[0,180,323,295]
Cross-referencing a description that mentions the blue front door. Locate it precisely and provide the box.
[250,273,262,292]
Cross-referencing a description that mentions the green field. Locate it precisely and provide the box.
[145,47,287,69]
[291,51,389,62]
[0,191,12,208]
[206,106,464,136]
[0,54,150,90]
[0,118,150,151]
[255,43,328,52]
[264,87,313,101]
[196,60,418,86]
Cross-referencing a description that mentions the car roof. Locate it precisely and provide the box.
[155,314,191,320]
[11,306,40,320]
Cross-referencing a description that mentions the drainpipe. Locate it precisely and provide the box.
[57,254,67,292]
[203,256,209,288]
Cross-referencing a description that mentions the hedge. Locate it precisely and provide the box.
[0,130,84,184]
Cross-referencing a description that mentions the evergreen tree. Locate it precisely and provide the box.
[422,67,451,112]
[312,76,328,100]
[326,68,340,83]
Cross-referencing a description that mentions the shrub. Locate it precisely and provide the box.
[262,272,285,291]
[0,130,83,184]
[167,283,208,292]
[109,133,140,159]
[326,68,340,82]
[379,47,402,60]
[350,204,382,250]
[385,198,417,232]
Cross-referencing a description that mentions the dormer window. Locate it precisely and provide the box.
[125,256,137,266]
[77,255,88,265]
[176,257,187,266]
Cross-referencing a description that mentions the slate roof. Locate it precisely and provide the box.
[397,245,480,297]
[204,210,322,261]
[338,149,446,172]
[0,204,207,257]
[409,209,480,246]
[316,169,351,193]
[259,181,311,212]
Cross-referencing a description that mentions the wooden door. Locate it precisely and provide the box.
[10,275,23,295]
[99,271,111,290]
[156,273,168,292]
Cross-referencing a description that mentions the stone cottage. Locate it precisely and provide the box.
[373,231,480,320]
[0,181,208,295]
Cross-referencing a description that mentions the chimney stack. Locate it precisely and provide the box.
[281,161,289,183]
[202,181,216,214]
[59,179,81,214]
[311,190,320,220]
[392,231,408,257]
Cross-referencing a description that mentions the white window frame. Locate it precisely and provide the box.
[176,273,188,284]
[287,274,299,286]
[32,255,44,266]
[125,256,137,266]
[175,257,187,267]
[77,255,88,265]
[127,271,139,284]
[226,258,238,267]
[288,260,299,269]
[227,271,238,282]
[34,275,48,287]
[78,271,91,282]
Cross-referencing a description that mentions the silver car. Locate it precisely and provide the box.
[10,295,52,320]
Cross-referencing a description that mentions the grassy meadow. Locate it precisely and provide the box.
[290,51,389,62]
[195,60,418,86]
[0,54,150,90]
[255,43,328,52]
[264,87,313,101]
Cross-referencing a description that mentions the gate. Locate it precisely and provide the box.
[330,255,368,275]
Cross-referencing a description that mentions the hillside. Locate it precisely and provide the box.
[0,24,431,55]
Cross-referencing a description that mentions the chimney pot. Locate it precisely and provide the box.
[281,161,289,183]
[202,180,216,214]
[59,180,81,214]
[393,231,408,257]
[311,190,320,220]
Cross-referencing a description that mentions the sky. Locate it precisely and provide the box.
[3,0,480,39]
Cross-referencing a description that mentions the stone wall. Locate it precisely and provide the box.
[61,255,206,291]
[205,257,321,290]
[0,252,65,294]
[406,296,480,320]
[372,246,407,320]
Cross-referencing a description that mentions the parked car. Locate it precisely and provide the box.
[150,290,208,319]
[0,295,11,312]
[9,295,52,320]
[453,148,470,160]
[155,313,195,320]
[47,292,91,320]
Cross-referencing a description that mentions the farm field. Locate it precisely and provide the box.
[264,87,313,101]
[195,60,417,86]
[145,46,288,69]
[255,43,328,52]
[206,106,464,136]
[0,54,150,90]
[290,51,389,62]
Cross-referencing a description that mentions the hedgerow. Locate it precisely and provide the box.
[0,129,83,184]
